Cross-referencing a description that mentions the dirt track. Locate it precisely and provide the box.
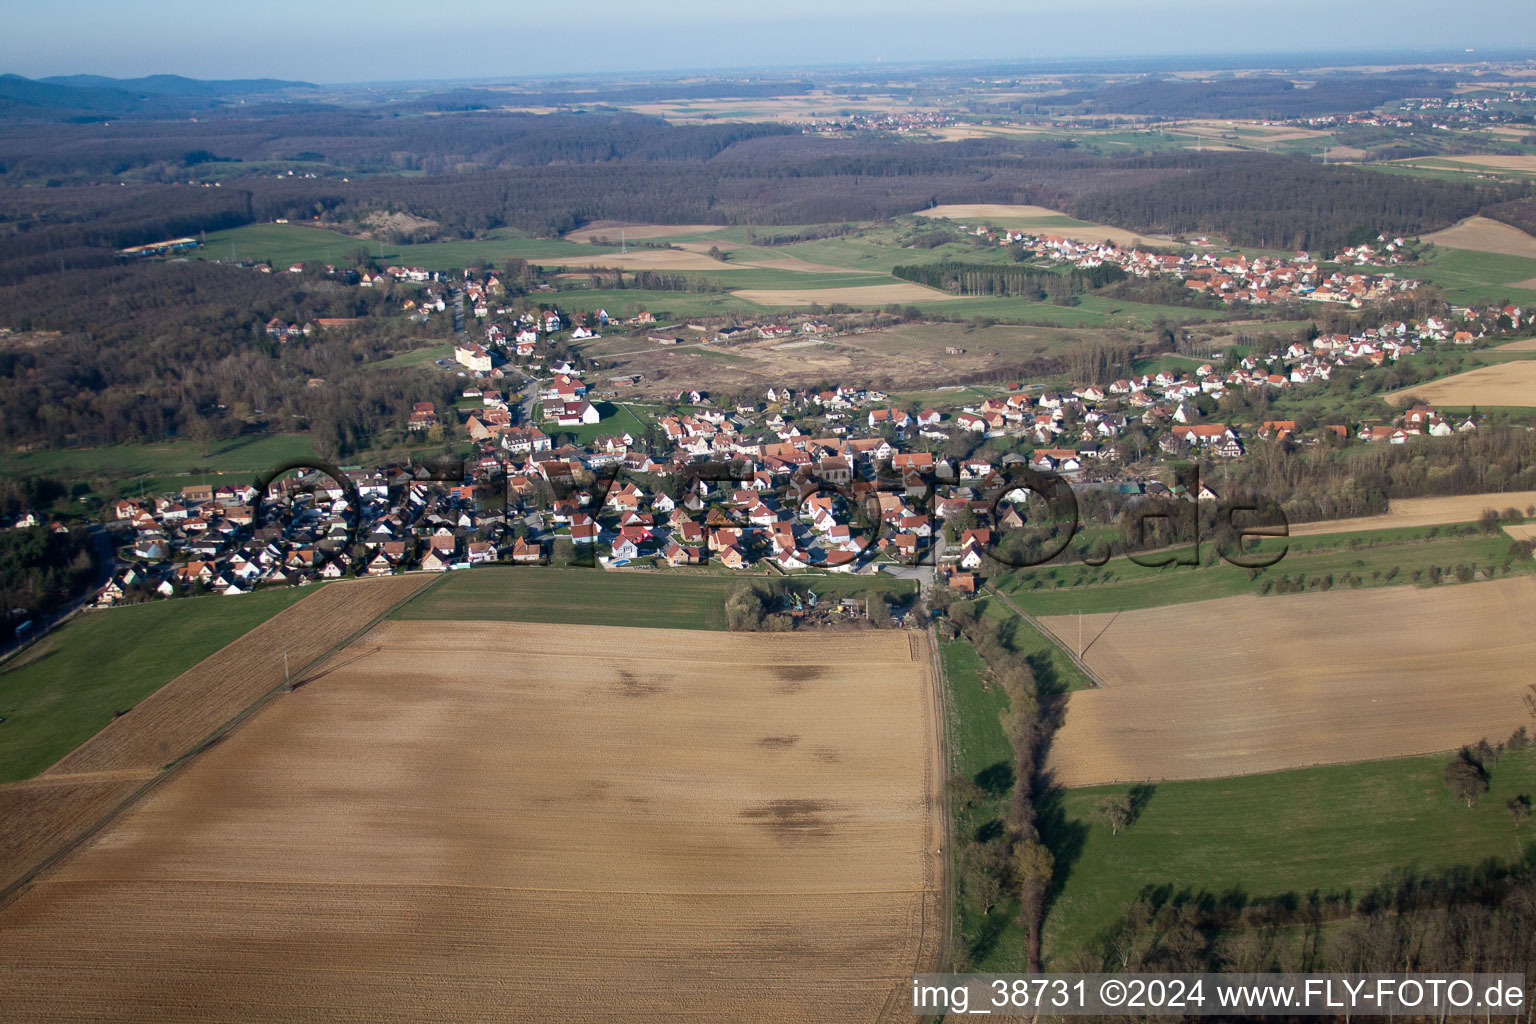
[1041,578,1536,786]
[0,621,942,1022]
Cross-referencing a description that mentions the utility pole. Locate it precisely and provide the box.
[620,229,627,255]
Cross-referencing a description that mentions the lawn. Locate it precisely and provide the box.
[392,566,732,630]
[0,589,312,783]
[369,341,457,369]
[541,401,652,446]
[1043,746,1536,961]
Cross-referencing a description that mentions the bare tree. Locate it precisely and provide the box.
[1099,794,1134,835]
[1508,794,1532,832]
[1444,754,1489,808]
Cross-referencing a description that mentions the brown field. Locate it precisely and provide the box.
[0,621,941,1022]
[47,575,433,776]
[1504,523,1536,542]
[0,773,151,895]
[914,204,1181,247]
[562,222,727,242]
[1422,216,1536,258]
[1288,491,1536,536]
[1496,337,1536,351]
[1436,154,1536,174]
[733,283,961,306]
[1041,578,1536,786]
[1385,359,1536,408]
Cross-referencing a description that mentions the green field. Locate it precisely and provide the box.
[201,223,621,271]
[0,589,311,783]
[974,595,1095,692]
[1408,247,1536,306]
[1043,747,1536,960]
[201,220,1254,327]
[993,523,1529,616]
[942,636,1032,970]
[0,433,318,483]
[392,567,733,630]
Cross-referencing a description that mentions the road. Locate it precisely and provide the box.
[0,522,119,664]
[879,533,943,602]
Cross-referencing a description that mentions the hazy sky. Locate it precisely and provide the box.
[4,0,1534,83]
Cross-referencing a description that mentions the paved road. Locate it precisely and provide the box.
[0,522,120,663]
[878,534,942,602]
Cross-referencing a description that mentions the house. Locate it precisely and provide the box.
[546,399,600,427]
[511,537,542,563]
[407,402,437,431]
[663,542,702,567]
[455,343,494,373]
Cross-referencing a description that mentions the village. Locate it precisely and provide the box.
[957,221,1429,304]
[73,265,1527,609]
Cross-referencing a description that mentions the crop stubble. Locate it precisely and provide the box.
[45,574,432,776]
[1287,491,1536,536]
[1041,578,1536,786]
[0,621,942,1023]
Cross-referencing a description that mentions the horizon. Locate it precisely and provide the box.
[4,0,1536,84]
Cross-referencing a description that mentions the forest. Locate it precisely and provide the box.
[0,261,452,454]
[3,117,1527,289]
[891,261,1127,302]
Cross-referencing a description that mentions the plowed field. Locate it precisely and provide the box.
[1042,578,1536,786]
[0,621,942,1023]
[45,575,432,776]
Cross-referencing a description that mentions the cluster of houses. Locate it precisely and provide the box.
[958,222,1425,307]
[1287,92,1536,133]
[799,111,959,135]
[85,284,1531,606]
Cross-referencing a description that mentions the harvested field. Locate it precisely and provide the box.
[1422,216,1536,258]
[1436,155,1536,174]
[1288,491,1536,536]
[0,621,942,1022]
[914,204,1180,247]
[733,283,961,306]
[45,575,433,776]
[1504,523,1536,542]
[1042,578,1536,786]
[1496,337,1536,351]
[917,203,1074,221]
[1385,359,1536,408]
[0,773,150,896]
[563,222,726,242]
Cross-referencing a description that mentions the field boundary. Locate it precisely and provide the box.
[929,624,955,973]
[0,574,446,908]
[983,584,1106,689]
